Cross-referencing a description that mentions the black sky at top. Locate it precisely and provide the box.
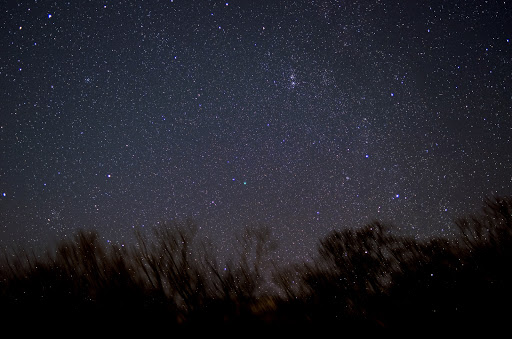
[1,0,511,261]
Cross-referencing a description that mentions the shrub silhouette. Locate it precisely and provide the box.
[383,196,512,330]
[1,196,512,329]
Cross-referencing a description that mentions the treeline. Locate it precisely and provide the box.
[1,196,512,330]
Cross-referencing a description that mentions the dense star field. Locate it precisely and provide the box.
[1,0,511,261]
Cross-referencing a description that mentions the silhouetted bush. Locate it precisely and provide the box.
[1,196,512,329]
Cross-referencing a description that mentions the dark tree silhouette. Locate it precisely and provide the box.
[1,196,512,330]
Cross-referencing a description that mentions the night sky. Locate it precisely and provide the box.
[1,0,511,261]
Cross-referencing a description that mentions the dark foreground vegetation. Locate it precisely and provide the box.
[2,196,512,330]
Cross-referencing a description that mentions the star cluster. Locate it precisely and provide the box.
[1,0,511,261]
